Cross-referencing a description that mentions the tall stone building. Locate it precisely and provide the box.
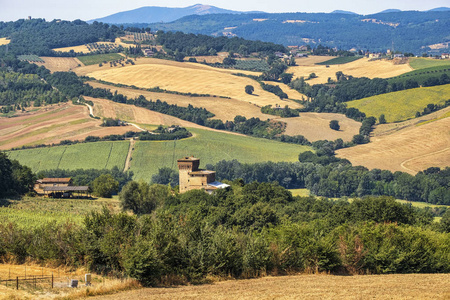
[177,156,229,193]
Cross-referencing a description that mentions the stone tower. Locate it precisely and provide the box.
[177,156,200,193]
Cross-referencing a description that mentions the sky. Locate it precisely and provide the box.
[0,0,449,22]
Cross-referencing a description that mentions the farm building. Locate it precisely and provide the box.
[178,156,230,194]
[34,178,90,198]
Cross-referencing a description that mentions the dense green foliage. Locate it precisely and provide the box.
[92,174,119,198]
[206,160,450,205]
[148,11,450,54]
[0,19,122,56]
[0,153,35,198]
[261,105,299,117]
[0,183,448,284]
[155,31,286,56]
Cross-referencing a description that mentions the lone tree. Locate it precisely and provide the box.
[329,120,340,131]
[92,174,119,198]
[245,85,254,95]
[379,114,386,124]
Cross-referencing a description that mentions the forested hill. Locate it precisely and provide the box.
[138,10,450,54]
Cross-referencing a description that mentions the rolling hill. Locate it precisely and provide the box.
[89,4,263,24]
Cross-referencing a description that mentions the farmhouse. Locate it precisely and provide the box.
[178,156,230,194]
[34,178,90,198]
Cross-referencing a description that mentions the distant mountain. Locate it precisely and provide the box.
[331,10,357,15]
[89,4,264,24]
[378,9,403,13]
[427,7,450,12]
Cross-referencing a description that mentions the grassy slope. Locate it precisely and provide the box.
[130,128,312,181]
[7,141,130,172]
[0,197,120,228]
[346,84,450,122]
[409,57,450,70]
[77,53,123,66]
[316,56,362,65]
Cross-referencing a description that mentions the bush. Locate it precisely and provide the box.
[329,120,340,131]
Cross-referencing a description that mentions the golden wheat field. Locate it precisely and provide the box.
[86,82,267,121]
[35,57,82,72]
[337,113,450,174]
[82,58,303,108]
[89,274,450,300]
[0,103,139,150]
[288,57,412,84]
[0,37,10,45]
[281,113,361,142]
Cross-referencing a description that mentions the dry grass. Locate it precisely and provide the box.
[0,38,10,46]
[0,103,139,150]
[294,56,331,66]
[0,264,140,300]
[280,113,361,142]
[35,57,83,73]
[184,52,229,64]
[86,82,267,121]
[337,114,450,174]
[81,58,302,109]
[288,57,412,85]
[88,274,450,300]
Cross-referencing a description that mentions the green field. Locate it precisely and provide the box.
[388,65,450,85]
[0,197,120,228]
[316,56,362,65]
[7,141,130,173]
[409,57,450,70]
[77,53,123,66]
[346,84,450,122]
[130,128,312,180]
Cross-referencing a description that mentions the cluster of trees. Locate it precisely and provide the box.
[155,31,286,57]
[260,82,288,99]
[0,19,123,56]
[0,70,66,107]
[415,100,450,118]
[207,160,450,205]
[0,181,449,286]
[0,153,35,198]
[261,105,299,117]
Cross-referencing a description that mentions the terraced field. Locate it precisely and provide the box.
[288,57,412,85]
[7,141,130,172]
[81,58,303,108]
[346,84,450,122]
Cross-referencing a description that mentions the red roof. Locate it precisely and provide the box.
[40,178,72,183]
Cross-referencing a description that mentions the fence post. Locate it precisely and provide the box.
[52,273,54,289]
[16,276,18,290]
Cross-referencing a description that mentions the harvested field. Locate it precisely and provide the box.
[280,113,361,142]
[185,52,228,63]
[0,37,10,45]
[294,55,331,66]
[337,115,450,174]
[35,57,82,72]
[0,103,139,150]
[81,58,302,108]
[86,83,267,121]
[90,273,450,300]
[288,57,412,85]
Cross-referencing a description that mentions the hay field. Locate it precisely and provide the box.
[346,84,450,122]
[0,37,10,45]
[336,115,450,174]
[280,113,361,142]
[83,58,303,108]
[7,140,130,172]
[90,274,450,300]
[130,128,311,180]
[294,55,331,66]
[185,52,229,63]
[35,57,82,72]
[0,103,138,150]
[288,57,412,85]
